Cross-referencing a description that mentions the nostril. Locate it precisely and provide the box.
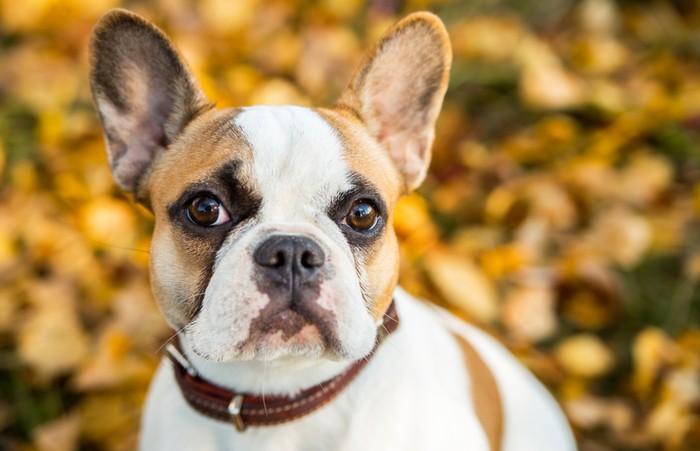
[300,251,313,269]
[273,251,285,268]
[255,238,291,268]
[300,250,323,268]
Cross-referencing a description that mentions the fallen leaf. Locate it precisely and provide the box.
[554,334,615,378]
[590,207,652,268]
[502,284,557,343]
[33,413,80,451]
[632,327,672,398]
[80,197,138,248]
[424,248,499,324]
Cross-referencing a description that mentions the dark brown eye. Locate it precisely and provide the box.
[186,196,230,227]
[345,201,379,231]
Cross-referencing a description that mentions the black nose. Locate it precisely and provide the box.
[254,235,325,282]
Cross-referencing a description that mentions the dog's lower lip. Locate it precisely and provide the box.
[262,309,312,336]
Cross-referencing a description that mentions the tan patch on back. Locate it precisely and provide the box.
[453,334,503,451]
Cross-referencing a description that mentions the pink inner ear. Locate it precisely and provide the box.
[361,64,441,191]
[381,130,433,192]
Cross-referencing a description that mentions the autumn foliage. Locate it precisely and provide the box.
[1,0,699,450]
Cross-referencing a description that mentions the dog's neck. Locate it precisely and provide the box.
[178,333,357,396]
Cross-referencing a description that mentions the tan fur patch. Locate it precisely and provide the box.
[453,334,503,451]
[316,107,402,321]
[146,108,254,326]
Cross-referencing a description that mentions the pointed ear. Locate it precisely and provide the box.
[89,9,212,199]
[336,12,451,192]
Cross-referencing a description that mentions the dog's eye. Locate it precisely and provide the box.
[186,196,230,227]
[344,201,379,231]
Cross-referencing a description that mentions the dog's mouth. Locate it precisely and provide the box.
[259,309,317,339]
[238,297,340,358]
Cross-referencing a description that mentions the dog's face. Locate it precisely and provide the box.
[89,9,451,362]
[145,105,406,362]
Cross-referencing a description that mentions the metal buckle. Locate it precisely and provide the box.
[165,343,198,378]
[228,394,246,432]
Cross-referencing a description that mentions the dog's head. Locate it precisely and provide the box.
[89,9,451,363]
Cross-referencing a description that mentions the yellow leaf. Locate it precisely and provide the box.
[527,180,578,231]
[479,245,528,278]
[74,324,156,391]
[554,334,615,378]
[578,0,620,34]
[632,327,671,397]
[200,0,259,35]
[484,186,516,223]
[618,152,673,206]
[590,207,652,267]
[424,249,499,324]
[9,160,39,192]
[79,393,142,448]
[559,157,616,201]
[321,0,363,20]
[253,28,301,74]
[560,289,618,330]
[647,398,693,449]
[224,64,262,103]
[570,34,628,75]
[33,413,80,451]
[295,26,360,97]
[0,289,17,332]
[502,284,557,343]
[664,368,700,406]
[248,78,310,106]
[450,16,525,61]
[80,197,138,248]
[520,64,587,110]
[394,194,439,259]
[112,283,168,347]
[18,304,90,378]
[0,228,16,267]
[692,182,700,218]
[565,395,634,433]
[0,0,54,32]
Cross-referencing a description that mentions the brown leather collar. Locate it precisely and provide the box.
[166,301,400,431]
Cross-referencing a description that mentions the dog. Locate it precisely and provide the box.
[89,8,577,451]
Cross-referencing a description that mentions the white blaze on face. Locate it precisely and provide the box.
[185,106,378,362]
[235,106,353,222]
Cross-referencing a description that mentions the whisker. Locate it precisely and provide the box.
[156,325,187,354]
[262,362,269,415]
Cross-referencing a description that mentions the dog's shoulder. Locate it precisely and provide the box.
[404,289,577,451]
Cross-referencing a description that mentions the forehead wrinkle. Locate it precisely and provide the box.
[233,106,353,219]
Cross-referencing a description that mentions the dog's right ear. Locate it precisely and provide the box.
[89,9,211,200]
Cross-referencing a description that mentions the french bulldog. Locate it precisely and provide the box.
[89,8,577,451]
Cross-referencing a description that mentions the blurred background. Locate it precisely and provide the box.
[1,0,699,449]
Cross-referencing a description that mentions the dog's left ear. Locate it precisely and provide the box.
[336,12,451,192]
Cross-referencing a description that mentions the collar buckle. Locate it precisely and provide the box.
[228,394,246,432]
[165,343,198,377]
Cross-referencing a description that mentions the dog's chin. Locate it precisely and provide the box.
[187,323,362,363]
